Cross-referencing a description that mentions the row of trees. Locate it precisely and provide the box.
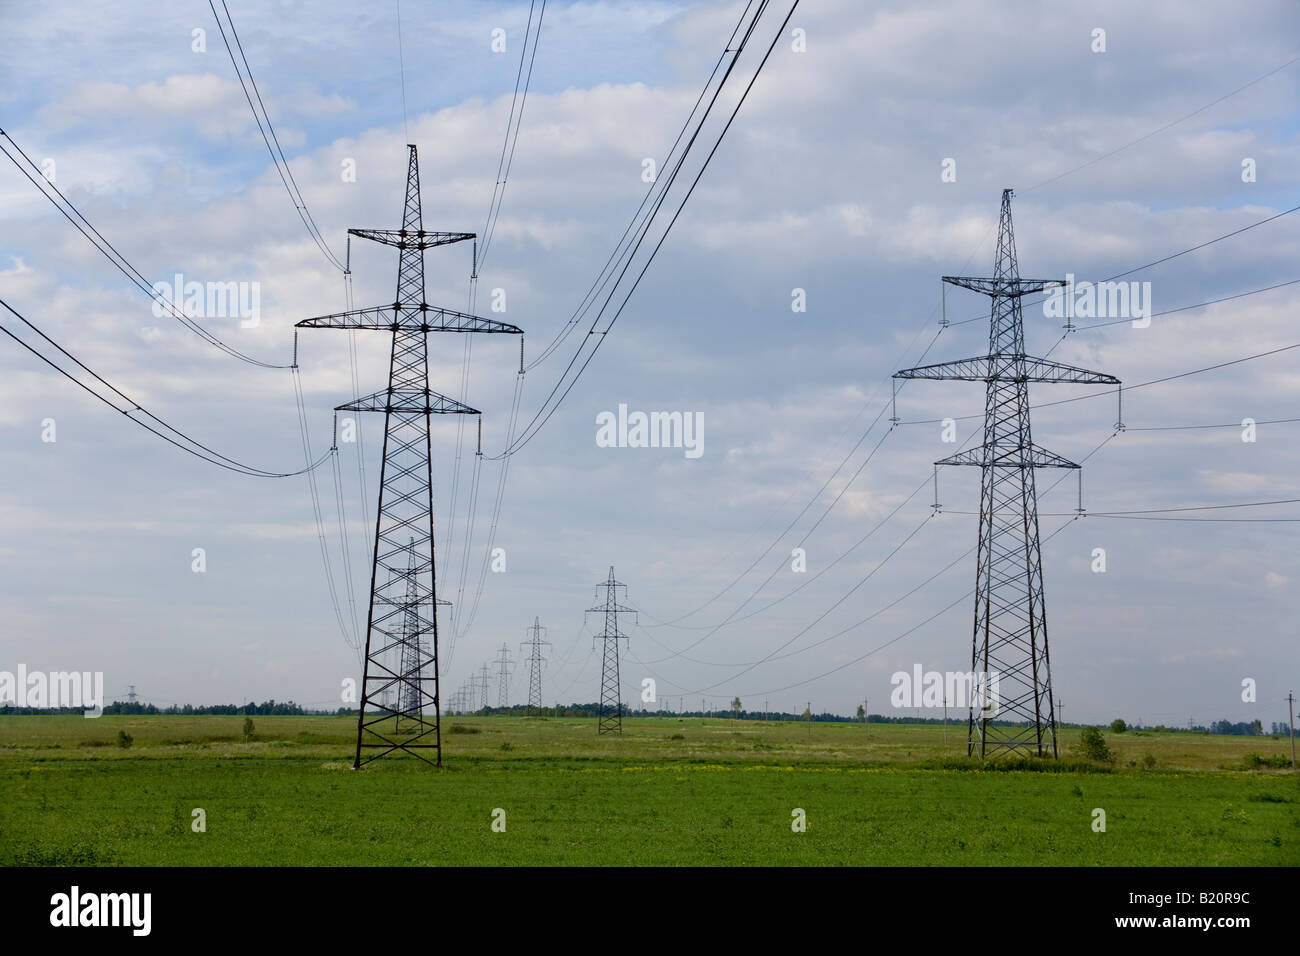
[96,700,310,716]
[6,701,1289,732]
[1109,718,1285,736]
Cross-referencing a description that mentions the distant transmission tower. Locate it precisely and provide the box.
[394,540,425,728]
[894,188,1118,760]
[297,144,523,767]
[520,616,550,708]
[585,567,636,735]
[494,643,514,708]
[478,664,492,710]
[395,539,451,728]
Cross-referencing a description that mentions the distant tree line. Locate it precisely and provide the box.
[4,701,1292,733]
[0,700,323,716]
[1117,719,1283,736]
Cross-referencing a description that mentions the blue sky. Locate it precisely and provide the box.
[1,0,1298,728]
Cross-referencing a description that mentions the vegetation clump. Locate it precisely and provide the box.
[1077,726,1113,763]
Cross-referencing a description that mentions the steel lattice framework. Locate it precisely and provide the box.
[395,538,451,728]
[494,643,514,708]
[895,189,1119,759]
[520,616,550,709]
[586,567,636,735]
[297,145,522,767]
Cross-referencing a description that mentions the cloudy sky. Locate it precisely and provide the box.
[1,0,1297,729]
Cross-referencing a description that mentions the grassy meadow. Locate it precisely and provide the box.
[1,714,1296,866]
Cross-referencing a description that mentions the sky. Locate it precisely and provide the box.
[0,0,1297,729]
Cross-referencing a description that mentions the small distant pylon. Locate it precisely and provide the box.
[395,539,426,728]
[520,616,551,709]
[585,567,636,735]
[393,538,451,729]
[477,664,492,710]
[494,643,514,708]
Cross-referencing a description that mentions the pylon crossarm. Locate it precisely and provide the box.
[348,227,475,250]
[896,354,1119,385]
[585,601,638,615]
[941,276,1064,297]
[336,387,481,415]
[296,304,522,334]
[937,442,1080,469]
[895,355,995,381]
[1020,356,1120,385]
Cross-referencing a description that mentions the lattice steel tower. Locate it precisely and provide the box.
[494,643,514,708]
[395,538,451,728]
[520,616,550,709]
[586,567,636,735]
[894,189,1118,759]
[297,145,523,767]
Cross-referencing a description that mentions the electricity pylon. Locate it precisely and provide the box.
[494,643,514,708]
[395,538,451,729]
[297,144,523,767]
[477,663,492,710]
[894,188,1118,760]
[520,616,550,708]
[585,567,636,735]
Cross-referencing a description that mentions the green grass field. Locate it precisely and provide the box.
[2,715,1297,866]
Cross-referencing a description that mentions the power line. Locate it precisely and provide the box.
[1090,514,1300,523]
[632,427,1108,686]
[898,340,1300,425]
[639,423,914,662]
[292,367,356,647]
[673,331,1298,689]
[721,515,1082,700]
[445,0,785,655]
[1069,277,1300,332]
[523,0,756,372]
[0,130,290,369]
[642,421,1107,691]
[0,297,329,478]
[1022,51,1300,193]
[395,0,409,142]
[1041,497,1300,517]
[478,0,547,273]
[450,367,525,652]
[486,0,798,460]
[946,208,1300,328]
[1126,415,1300,432]
[208,0,347,273]
[1103,207,1300,284]
[643,330,945,629]
[441,0,546,635]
